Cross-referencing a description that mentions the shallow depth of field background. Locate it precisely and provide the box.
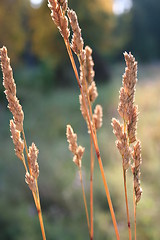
[0,0,160,239]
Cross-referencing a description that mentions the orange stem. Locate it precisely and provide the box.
[64,39,120,240]
[123,121,132,240]
[78,55,96,240]
[22,154,28,172]
[22,130,46,240]
[79,168,91,237]
[123,169,132,240]
[133,182,137,240]
[90,136,94,240]
[35,180,47,240]
[22,130,31,173]
[37,203,46,240]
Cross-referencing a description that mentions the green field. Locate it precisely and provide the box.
[0,63,160,239]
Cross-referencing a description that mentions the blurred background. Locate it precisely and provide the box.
[0,0,160,239]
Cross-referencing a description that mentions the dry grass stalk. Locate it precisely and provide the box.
[66,125,90,237]
[57,0,68,12]
[132,140,142,240]
[85,46,95,84]
[0,47,24,132]
[28,143,40,179]
[93,105,103,131]
[0,46,46,240]
[112,52,142,240]
[66,124,85,168]
[112,118,131,170]
[10,119,24,161]
[48,0,70,40]
[67,9,84,55]
[132,140,142,204]
[48,1,120,240]
[25,171,37,193]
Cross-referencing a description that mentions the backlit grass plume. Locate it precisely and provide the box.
[112,52,142,240]
[48,1,120,239]
[66,125,90,236]
[0,46,46,240]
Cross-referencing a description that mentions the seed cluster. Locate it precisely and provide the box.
[0,46,40,193]
[112,52,142,203]
[66,125,85,168]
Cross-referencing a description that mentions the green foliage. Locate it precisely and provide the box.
[0,0,28,63]
[129,0,160,60]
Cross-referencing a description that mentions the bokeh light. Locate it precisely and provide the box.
[113,0,132,15]
[30,0,43,9]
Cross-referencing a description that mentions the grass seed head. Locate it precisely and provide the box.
[66,125,85,168]
[85,46,95,84]
[66,125,78,154]
[88,81,98,103]
[10,119,24,161]
[132,141,142,203]
[67,8,84,55]
[25,172,36,193]
[48,0,70,40]
[28,143,40,179]
[93,105,103,130]
[0,46,24,132]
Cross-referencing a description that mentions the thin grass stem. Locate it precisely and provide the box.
[90,136,94,240]
[22,129,31,172]
[22,154,28,172]
[32,191,39,210]
[133,178,137,240]
[78,58,95,240]
[78,56,95,240]
[35,180,47,240]
[123,169,132,240]
[22,129,46,240]
[123,121,132,240]
[64,39,120,240]
[79,167,91,238]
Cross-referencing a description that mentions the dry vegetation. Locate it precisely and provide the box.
[0,0,160,240]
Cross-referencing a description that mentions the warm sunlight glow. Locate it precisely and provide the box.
[30,0,43,9]
[113,0,132,15]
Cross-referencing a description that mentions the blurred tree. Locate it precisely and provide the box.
[0,0,29,64]
[28,1,65,68]
[0,0,135,86]
[109,12,132,61]
[29,0,116,60]
[29,0,129,85]
[63,0,119,57]
[130,0,160,61]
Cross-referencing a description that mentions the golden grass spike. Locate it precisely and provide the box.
[118,52,138,124]
[57,0,68,12]
[10,119,24,161]
[112,52,142,240]
[67,8,84,55]
[0,46,24,132]
[112,118,131,170]
[66,125,85,168]
[93,105,103,130]
[123,52,137,99]
[28,143,40,179]
[1,46,46,240]
[128,105,138,144]
[48,0,70,40]
[132,140,142,204]
[88,81,98,103]
[85,46,95,84]
[66,124,78,154]
[25,172,37,193]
